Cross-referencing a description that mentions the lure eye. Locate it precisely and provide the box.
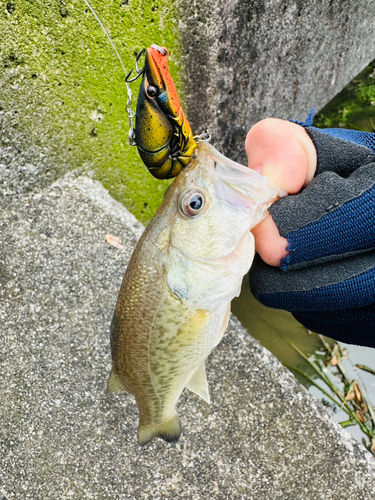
[147,85,159,97]
[179,189,207,218]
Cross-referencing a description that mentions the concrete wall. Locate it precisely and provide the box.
[179,0,375,162]
[1,0,375,220]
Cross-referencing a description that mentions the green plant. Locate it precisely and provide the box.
[285,337,375,456]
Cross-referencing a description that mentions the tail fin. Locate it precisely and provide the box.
[138,414,181,446]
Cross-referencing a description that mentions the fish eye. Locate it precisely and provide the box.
[179,189,206,218]
[147,85,159,97]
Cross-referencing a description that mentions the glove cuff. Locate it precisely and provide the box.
[292,309,375,348]
[277,180,375,270]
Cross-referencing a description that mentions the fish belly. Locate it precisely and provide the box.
[110,246,227,445]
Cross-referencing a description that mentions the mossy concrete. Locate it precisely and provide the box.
[0,0,180,223]
[2,1,375,221]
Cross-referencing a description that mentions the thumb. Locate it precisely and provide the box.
[246,119,317,266]
[245,118,316,193]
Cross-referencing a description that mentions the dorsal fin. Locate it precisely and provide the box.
[186,362,210,403]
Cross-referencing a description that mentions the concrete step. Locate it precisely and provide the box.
[1,173,374,499]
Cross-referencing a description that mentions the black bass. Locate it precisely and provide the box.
[108,142,281,445]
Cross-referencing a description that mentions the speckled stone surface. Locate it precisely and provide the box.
[1,174,375,500]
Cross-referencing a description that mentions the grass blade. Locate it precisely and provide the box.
[339,420,357,428]
[356,364,375,376]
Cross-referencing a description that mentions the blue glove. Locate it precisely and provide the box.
[249,122,375,348]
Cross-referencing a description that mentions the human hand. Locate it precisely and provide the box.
[246,119,375,345]
[246,118,317,266]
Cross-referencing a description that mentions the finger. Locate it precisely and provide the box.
[246,119,316,267]
[245,118,317,194]
[251,214,289,267]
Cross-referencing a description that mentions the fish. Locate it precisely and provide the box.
[108,141,281,445]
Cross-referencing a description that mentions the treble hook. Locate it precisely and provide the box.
[125,50,146,83]
[135,49,145,74]
[125,69,144,84]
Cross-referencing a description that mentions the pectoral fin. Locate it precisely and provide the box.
[107,367,127,393]
[186,362,210,404]
[215,303,231,347]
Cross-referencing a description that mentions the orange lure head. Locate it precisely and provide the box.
[134,45,197,179]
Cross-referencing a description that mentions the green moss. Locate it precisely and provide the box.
[314,60,375,132]
[0,0,182,223]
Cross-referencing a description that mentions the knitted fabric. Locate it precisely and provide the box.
[292,308,375,348]
[311,127,375,154]
[280,183,375,269]
[292,109,375,154]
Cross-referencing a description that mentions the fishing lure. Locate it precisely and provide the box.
[83,0,203,180]
[131,45,198,179]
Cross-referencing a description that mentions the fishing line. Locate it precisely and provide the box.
[80,0,139,144]
[81,0,127,76]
